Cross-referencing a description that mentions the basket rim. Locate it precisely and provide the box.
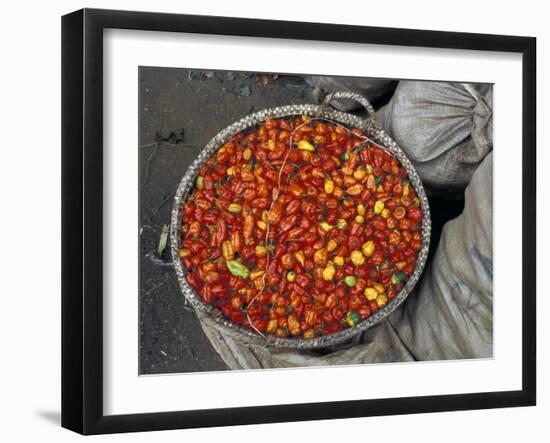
[170,100,431,350]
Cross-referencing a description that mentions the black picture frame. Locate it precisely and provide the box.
[62,8,537,435]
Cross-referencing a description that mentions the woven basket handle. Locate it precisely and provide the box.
[322,91,376,119]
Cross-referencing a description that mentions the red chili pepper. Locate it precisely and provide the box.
[407,207,422,223]
[286,199,301,215]
[213,219,226,246]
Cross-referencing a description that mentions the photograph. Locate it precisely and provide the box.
[138,67,493,374]
[1,0,544,440]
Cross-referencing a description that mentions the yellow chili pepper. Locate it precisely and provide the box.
[226,166,235,176]
[333,256,344,266]
[357,204,366,216]
[294,251,305,266]
[373,283,385,293]
[250,269,265,281]
[355,215,364,224]
[361,241,375,257]
[179,248,190,258]
[196,176,204,189]
[319,221,333,232]
[228,203,242,214]
[297,139,315,152]
[286,271,296,282]
[243,147,252,161]
[322,264,336,281]
[366,174,376,190]
[294,251,306,266]
[324,179,335,194]
[267,319,278,334]
[364,287,378,301]
[336,219,348,230]
[381,208,391,219]
[376,294,388,308]
[327,239,338,252]
[314,248,328,265]
[353,169,367,180]
[350,250,365,266]
[374,200,385,214]
[222,240,235,260]
[257,220,267,230]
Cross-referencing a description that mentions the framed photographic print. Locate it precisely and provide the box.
[62,8,536,435]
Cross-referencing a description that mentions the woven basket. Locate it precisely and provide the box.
[170,92,431,349]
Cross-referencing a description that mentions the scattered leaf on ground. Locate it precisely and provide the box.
[189,70,208,80]
[155,128,185,144]
[225,85,252,97]
[157,224,169,256]
[285,82,307,94]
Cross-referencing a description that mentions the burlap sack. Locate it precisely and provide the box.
[377,81,493,190]
[199,313,414,369]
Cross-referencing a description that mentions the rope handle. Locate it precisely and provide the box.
[322,91,376,120]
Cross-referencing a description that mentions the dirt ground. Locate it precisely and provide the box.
[138,67,464,375]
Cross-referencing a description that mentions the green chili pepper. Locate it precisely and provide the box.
[226,260,250,279]
[346,311,360,327]
[344,275,357,287]
[391,271,407,285]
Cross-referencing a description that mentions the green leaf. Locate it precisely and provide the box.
[189,70,207,80]
[226,85,252,97]
[155,128,185,144]
[285,82,306,94]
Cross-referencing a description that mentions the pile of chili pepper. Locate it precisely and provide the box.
[179,116,423,339]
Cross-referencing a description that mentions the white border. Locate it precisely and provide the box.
[104,29,522,415]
